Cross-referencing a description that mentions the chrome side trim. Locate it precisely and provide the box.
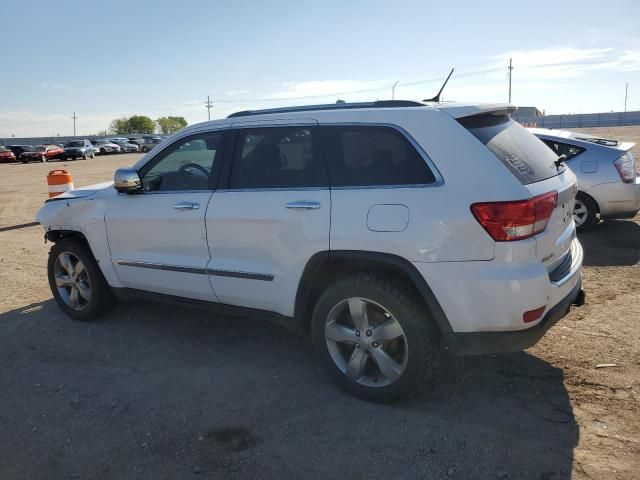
[116,260,207,275]
[207,268,274,281]
[115,260,274,281]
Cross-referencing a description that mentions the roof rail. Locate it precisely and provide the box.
[227,100,425,118]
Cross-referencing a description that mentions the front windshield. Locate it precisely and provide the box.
[35,146,46,152]
[22,146,36,152]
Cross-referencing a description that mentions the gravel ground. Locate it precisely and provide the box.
[0,140,638,479]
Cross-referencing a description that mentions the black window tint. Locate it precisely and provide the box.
[460,115,562,185]
[138,132,222,191]
[540,139,585,161]
[322,126,435,187]
[230,127,327,189]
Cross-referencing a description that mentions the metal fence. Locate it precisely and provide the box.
[513,110,640,129]
[0,135,116,147]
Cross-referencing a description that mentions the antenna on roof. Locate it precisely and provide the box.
[423,68,454,103]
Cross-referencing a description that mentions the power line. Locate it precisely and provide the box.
[205,95,213,121]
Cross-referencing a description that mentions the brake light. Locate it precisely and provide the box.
[613,153,636,184]
[471,191,558,241]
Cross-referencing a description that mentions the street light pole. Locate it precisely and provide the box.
[391,81,399,100]
[624,82,628,112]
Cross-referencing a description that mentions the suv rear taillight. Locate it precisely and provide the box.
[471,191,558,241]
[613,152,636,183]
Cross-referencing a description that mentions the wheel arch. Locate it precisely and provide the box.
[577,190,600,214]
[293,250,453,335]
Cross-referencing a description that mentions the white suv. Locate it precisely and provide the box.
[36,101,585,402]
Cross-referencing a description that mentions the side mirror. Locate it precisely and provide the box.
[114,168,142,193]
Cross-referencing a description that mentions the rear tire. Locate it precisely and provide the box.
[47,238,115,321]
[311,272,440,403]
[574,192,598,231]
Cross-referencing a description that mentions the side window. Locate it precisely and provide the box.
[229,127,327,189]
[138,132,222,192]
[541,139,585,161]
[322,126,436,187]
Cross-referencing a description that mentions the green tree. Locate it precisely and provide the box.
[156,116,188,134]
[127,115,156,134]
[109,117,130,135]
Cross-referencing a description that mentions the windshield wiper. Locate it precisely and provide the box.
[554,154,567,168]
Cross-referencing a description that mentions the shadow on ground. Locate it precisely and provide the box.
[0,299,578,479]
[579,219,640,267]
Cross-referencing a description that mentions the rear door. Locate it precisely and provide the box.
[205,122,330,316]
[460,115,577,272]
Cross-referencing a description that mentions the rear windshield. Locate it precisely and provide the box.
[459,114,562,185]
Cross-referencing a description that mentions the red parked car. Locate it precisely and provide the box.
[20,144,64,163]
[0,146,17,163]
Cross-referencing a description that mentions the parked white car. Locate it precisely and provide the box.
[36,101,584,402]
[530,128,640,230]
[91,140,121,155]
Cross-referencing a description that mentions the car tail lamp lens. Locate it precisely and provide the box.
[523,306,546,323]
[471,191,558,241]
[613,153,636,183]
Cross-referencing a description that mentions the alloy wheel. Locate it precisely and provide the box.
[573,198,588,226]
[324,297,408,387]
[53,252,91,310]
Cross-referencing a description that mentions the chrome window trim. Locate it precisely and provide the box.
[217,186,328,193]
[116,260,273,281]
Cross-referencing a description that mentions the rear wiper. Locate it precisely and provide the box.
[554,154,567,168]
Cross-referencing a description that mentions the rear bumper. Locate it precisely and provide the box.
[444,280,584,355]
[588,177,640,218]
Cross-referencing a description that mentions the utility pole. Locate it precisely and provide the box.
[624,82,628,112]
[205,96,213,121]
[508,57,513,103]
[71,112,78,137]
[391,81,399,100]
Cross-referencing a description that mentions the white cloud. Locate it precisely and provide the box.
[40,82,72,91]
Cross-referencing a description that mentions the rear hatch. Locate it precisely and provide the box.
[455,109,577,274]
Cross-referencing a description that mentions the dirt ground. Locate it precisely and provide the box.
[0,130,638,479]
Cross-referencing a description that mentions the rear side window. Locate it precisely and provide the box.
[540,139,585,161]
[229,127,327,189]
[459,115,562,185]
[322,126,435,187]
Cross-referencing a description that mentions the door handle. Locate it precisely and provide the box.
[286,201,321,210]
[173,201,200,210]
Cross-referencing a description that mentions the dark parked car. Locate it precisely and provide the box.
[7,145,36,161]
[61,140,95,160]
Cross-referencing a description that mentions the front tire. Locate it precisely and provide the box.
[574,192,598,231]
[47,238,114,321]
[311,272,440,403]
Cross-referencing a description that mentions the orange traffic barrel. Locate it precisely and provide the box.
[47,170,74,198]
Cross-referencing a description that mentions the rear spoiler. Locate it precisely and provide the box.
[438,103,518,120]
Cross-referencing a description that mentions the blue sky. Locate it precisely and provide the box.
[1,0,639,137]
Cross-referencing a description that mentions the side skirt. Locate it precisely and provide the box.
[112,288,300,332]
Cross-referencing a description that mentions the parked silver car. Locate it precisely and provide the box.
[530,128,640,230]
[109,139,139,153]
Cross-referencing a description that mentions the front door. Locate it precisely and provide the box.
[206,123,330,316]
[105,130,226,301]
